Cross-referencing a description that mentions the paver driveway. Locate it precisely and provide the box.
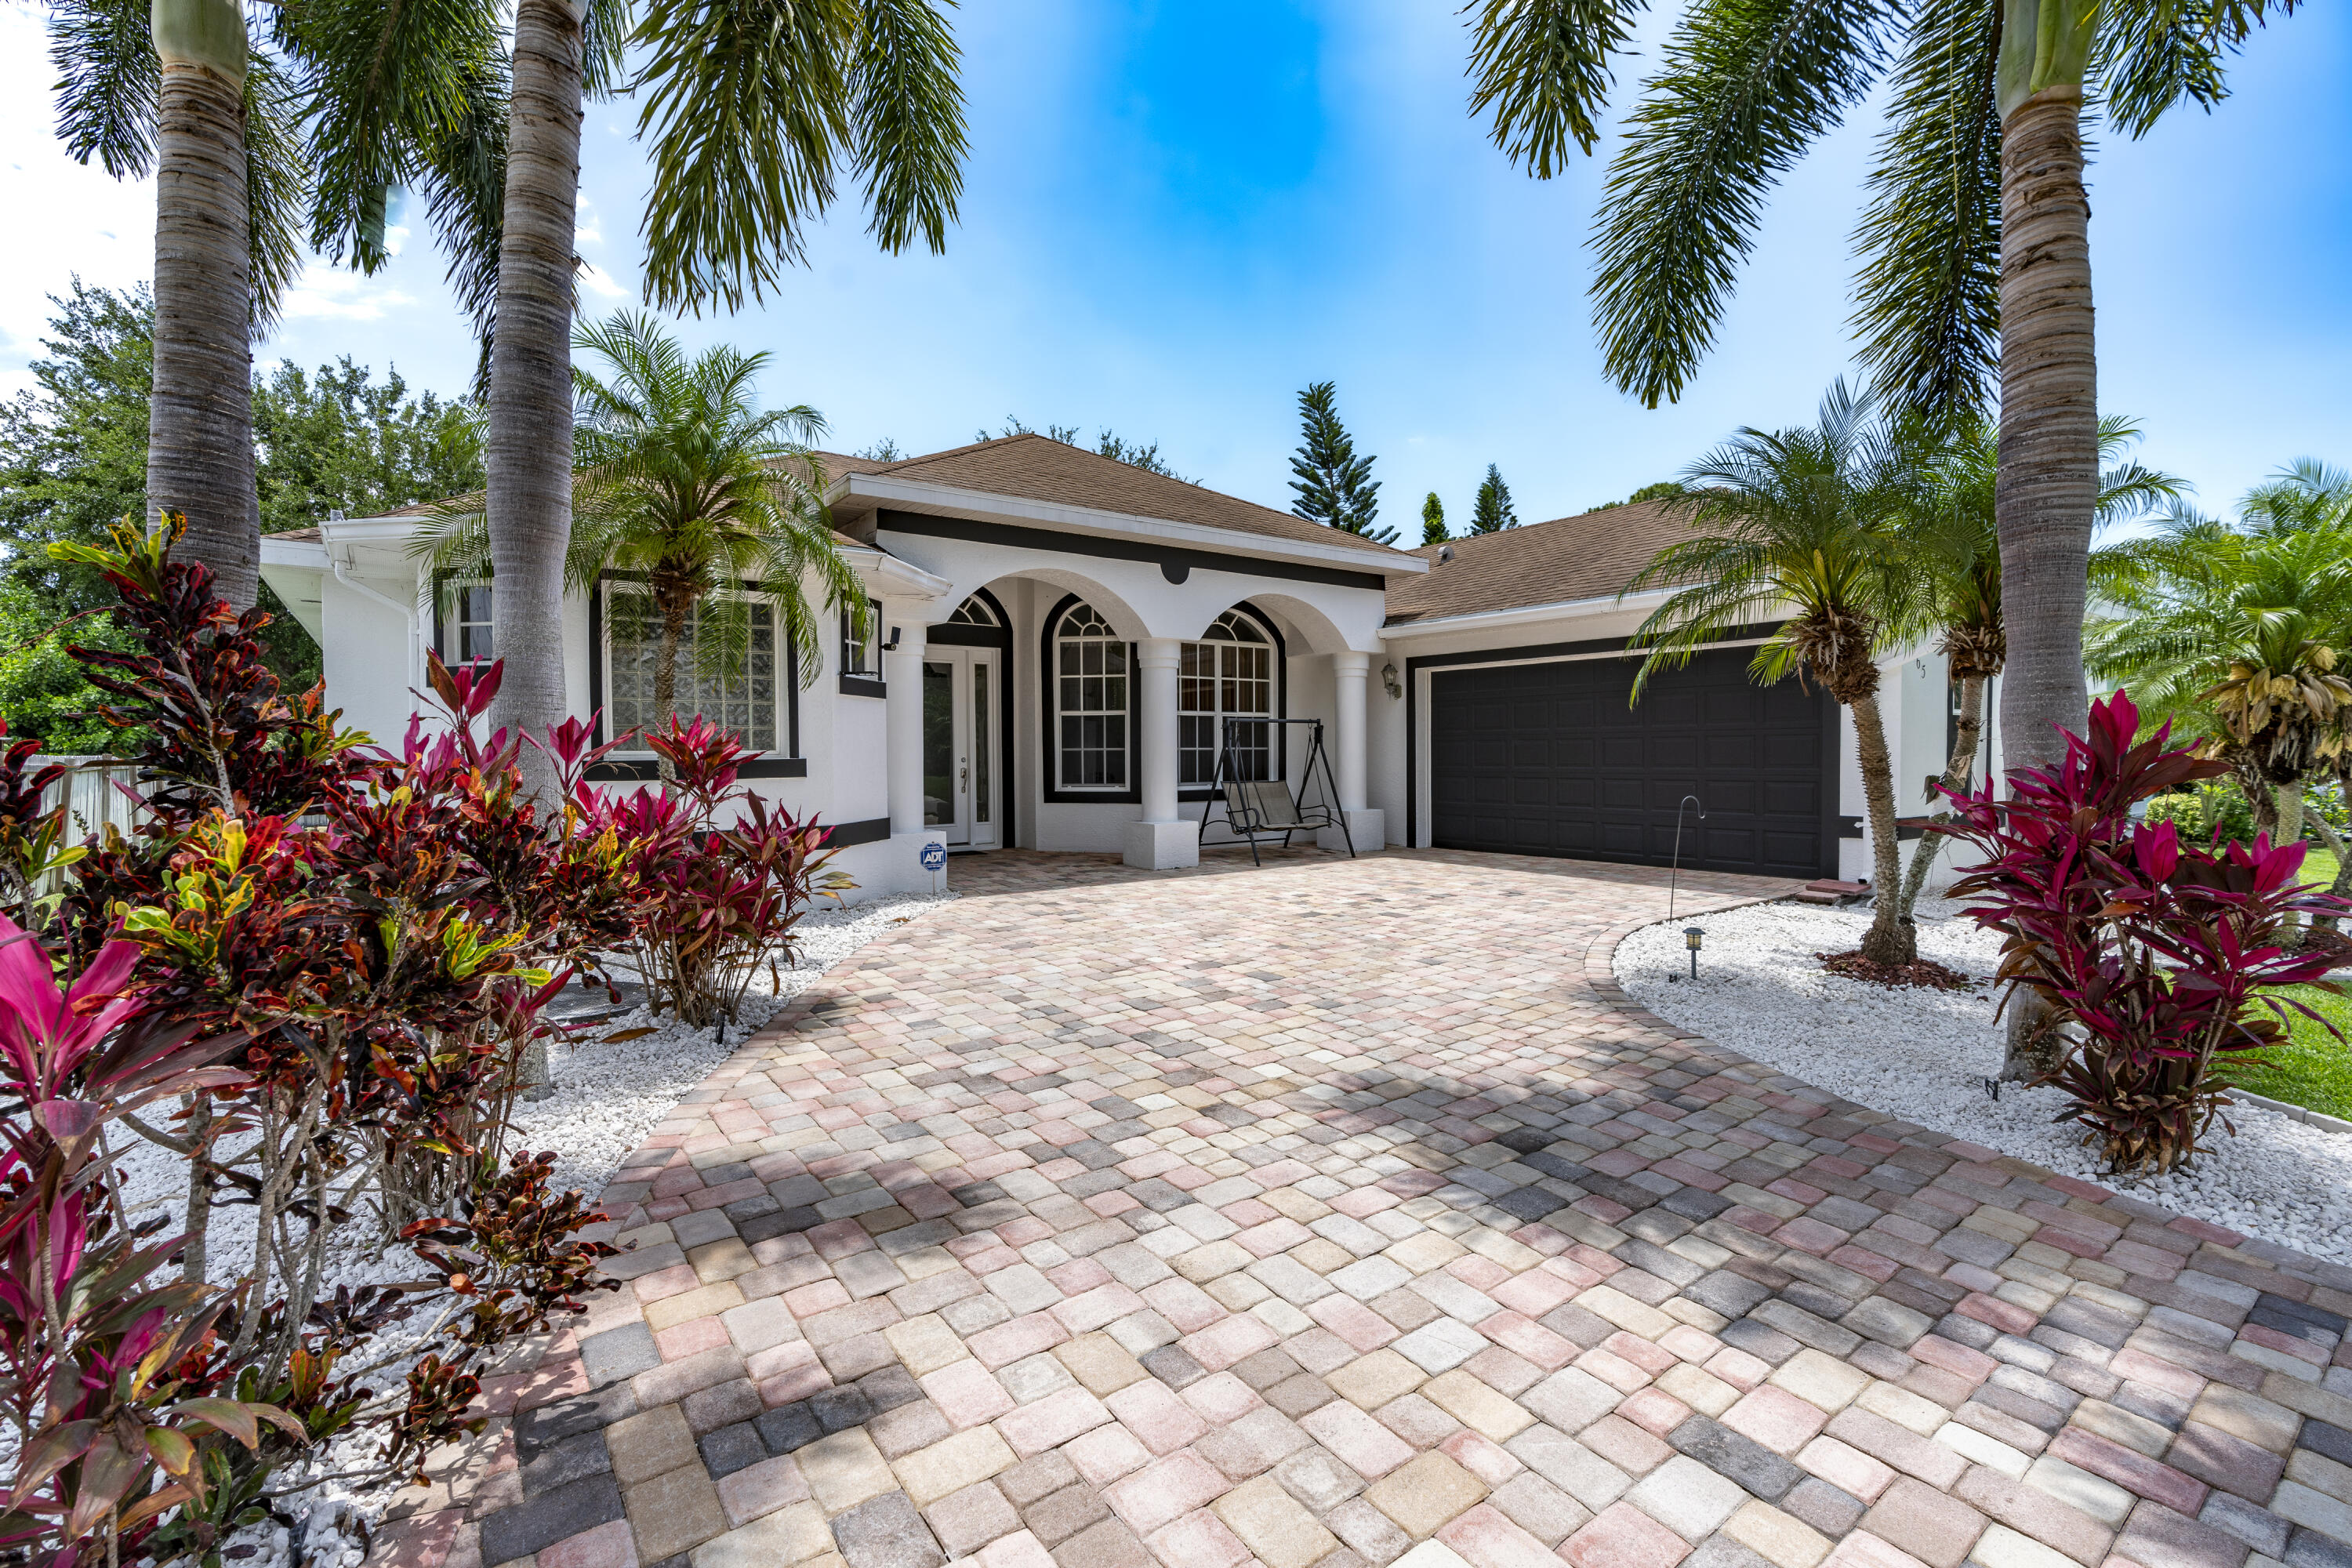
[381,849,2352,1568]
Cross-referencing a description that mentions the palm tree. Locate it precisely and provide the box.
[44,0,510,609]
[2091,521,2352,869]
[1625,382,1928,965]
[483,0,967,803]
[1894,416,2180,913]
[422,312,863,771]
[1464,0,2302,778]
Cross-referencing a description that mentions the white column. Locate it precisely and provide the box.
[1333,652,1369,811]
[884,623,928,833]
[1123,637,1198,869]
[1321,650,1384,854]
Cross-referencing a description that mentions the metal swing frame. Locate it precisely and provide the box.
[1195,717,1356,866]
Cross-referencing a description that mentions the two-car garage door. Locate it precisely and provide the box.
[1428,648,1835,878]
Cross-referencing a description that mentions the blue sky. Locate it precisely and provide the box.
[3,0,2347,534]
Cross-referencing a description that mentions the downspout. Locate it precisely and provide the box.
[328,519,423,696]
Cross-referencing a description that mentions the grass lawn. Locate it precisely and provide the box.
[2220,844,2352,1120]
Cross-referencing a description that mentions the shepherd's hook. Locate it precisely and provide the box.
[1669,795,1704,923]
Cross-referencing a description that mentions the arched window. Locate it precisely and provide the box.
[949,594,1001,627]
[1053,602,1128,789]
[1181,608,1275,784]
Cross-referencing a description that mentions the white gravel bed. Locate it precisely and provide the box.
[1616,896,2352,1267]
[517,891,953,1200]
[107,891,951,1565]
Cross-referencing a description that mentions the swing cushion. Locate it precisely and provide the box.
[1241,779,1305,829]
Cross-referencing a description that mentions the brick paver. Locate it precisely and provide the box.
[375,848,2352,1568]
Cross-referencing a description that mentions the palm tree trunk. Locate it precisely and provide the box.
[1899,671,1984,916]
[1993,91,2096,778]
[485,0,586,807]
[653,586,691,783]
[1850,690,1915,965]
[2307,808,2351,934]
[149,0,258,610]
[1993,89,2096,1082]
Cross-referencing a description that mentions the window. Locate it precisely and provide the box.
[949,595,1001,628]
[452,584,493,665]
[1054,601,1128,789]
[840,598,880,677]
[1181,609,1274,784]
[607,588,779,749]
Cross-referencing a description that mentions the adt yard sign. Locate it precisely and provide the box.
[920,841,947,873]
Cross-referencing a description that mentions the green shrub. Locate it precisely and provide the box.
[2143,779,2259,845]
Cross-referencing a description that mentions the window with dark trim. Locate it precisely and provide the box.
[604,584,779,750]
[1181,609,1275,784]
[1053,601,1129,789]
[452,583,495,666]
[840,597,880,677]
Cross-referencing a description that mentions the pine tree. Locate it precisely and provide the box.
[1470,464,1519,532]
[1421,492,1447,545]
[1289,382,1394,544]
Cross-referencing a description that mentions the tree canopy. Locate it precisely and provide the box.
[1288,382,1392,544]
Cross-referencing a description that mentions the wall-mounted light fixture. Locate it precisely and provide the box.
[1382,662,1402,699]
[880,626,902,653]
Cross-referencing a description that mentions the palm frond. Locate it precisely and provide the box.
[1591,0,1900,408]
[1850,0,2000,427]
[412,53,510,348]
[1464,0,1652,174]
[631,0,857,313]
[245,56,314,333]
[281,0,504,276]
[850,0,967,256]
[47,0,158,179]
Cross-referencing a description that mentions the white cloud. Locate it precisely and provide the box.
[579,261,630,300]
[281,267,416,321]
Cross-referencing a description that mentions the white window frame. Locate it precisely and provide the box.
[1052,601,1131,792]
[443,579,495,667]
[1180,608,1277,787]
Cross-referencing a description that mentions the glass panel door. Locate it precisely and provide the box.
[967,654,998,849]
[923,661,957,838]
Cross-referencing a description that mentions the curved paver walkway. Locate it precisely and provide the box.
[376,850,2352,1568]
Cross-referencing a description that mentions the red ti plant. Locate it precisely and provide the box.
[604,717,851,1029]
[0,915,284,1568]
[1937,691,2345,1174]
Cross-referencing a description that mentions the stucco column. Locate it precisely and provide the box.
[1123,637,1197,869]
[1321,650,1383,854]
[885,625,929,833]
[1333,651,1369,811]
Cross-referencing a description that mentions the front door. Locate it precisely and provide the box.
[922,648,1000,849]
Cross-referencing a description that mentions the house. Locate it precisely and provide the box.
[260,435,1964,899]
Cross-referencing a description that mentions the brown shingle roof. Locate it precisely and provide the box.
[844,434,1407,561]
[1381,500,1693,626]
[269,526,323,543]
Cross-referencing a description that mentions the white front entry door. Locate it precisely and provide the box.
[922,648,1000,849]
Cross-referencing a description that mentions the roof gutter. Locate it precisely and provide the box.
[1381,587,1675,640]
[831,473,1429,576]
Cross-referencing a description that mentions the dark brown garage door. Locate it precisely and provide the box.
[1428,649,1835,877]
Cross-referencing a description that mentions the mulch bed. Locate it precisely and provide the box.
[2298,925,2352,971]
[1815,949,1978,992]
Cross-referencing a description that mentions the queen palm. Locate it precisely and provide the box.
[2089,525,2352,877]
[1894,416,2180,914]
[420,312,862,768]
[1626,382,1928,966]
[44,0,511,608]
[484,0,967,804]
[1465,0,2302,779]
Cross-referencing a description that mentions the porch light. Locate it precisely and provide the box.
[1382,662,1401,699]
[1684,925,1704,981]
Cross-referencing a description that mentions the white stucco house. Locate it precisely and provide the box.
[258,433,1969,900]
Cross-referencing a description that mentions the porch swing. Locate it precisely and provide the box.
[1196,717,1356,866]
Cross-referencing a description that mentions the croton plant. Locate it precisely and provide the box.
[0,517,848,1567]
